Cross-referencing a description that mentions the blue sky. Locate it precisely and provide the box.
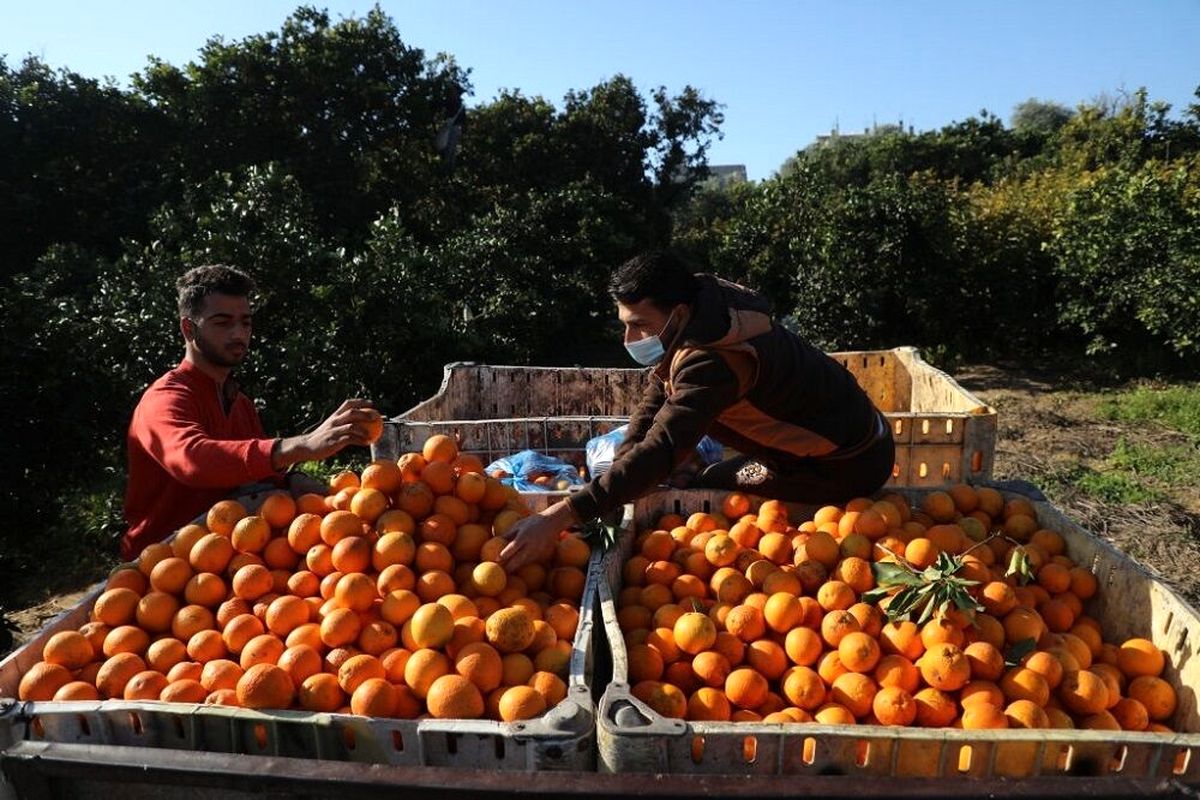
[4,1,1198,179]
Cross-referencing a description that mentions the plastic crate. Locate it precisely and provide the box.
[372,347,997,487]
[0,490,599,772]
[594,488,1200,781]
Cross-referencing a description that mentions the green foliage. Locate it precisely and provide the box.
[0,7,723,608]
[1011,98,1074,136]
[1051,436,1200,506]
[1049,156,1200,358]
[3,4,1199,608]
[864,551,983,625]
[1099,385,1200,439]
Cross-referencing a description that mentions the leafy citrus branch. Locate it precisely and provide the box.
[863,533,1035,625]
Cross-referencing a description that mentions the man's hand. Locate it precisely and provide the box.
[272,399,379,470]
[498,500,579,573]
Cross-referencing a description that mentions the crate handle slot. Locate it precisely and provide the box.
[855,740,871,768]
[342,726,357,751]
[77,714,91,738]
[171,715,185,740]
[742,735,758,764]
[446,732,458,754]
[494,734,506,760]
[691,735,705,764]
[253,723,268,751]
[957,745,973,773]
[971,450,983,473]
[31,716,44,739]
[918,462,929,478]
[892,462,901,479]
[1110,745,1128,773]
[391,730,404,751]
[941,462,952,479]
[1164,611,1175,636]
[802,737,817,765]
[945,419,954,435]
[893,419,904,436]
[1055,744,1073,772]
[1173,748,1192,776]
[129,711,143,736]
[921,420,930,435]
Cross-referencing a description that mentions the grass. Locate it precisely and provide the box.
[1059,383,1200,506]
[1099,384,1200,440]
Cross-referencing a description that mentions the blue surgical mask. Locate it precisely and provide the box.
[625,308,680,366]
[625,335,665,366]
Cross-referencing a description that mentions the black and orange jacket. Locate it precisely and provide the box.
[567,274,883,521]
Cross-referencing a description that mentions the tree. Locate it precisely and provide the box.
[1011,98,1073,135]
[131,6,469,246]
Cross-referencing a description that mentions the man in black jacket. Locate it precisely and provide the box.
[499,251,894,570]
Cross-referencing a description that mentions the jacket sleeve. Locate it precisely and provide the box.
[131,382,279,489]
[616,374,666,460]
[569,350,741,520]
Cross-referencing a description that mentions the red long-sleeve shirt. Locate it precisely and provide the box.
[123,359,280,559]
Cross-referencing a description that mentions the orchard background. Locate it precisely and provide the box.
[1,7,1197,640]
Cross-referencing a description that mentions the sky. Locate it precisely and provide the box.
[3,1,1198,180]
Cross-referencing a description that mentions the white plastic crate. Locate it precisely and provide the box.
[594,488,1200,780]
[0,491,599,772]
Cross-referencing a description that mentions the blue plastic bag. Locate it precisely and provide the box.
[485,450,585,492]
[586,424,723,479]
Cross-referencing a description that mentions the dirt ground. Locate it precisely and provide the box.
[3,363,1199,660]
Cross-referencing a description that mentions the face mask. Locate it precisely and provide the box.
[624,308,680,366]
[625,335,665,366]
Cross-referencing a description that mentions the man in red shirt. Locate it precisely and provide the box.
[123,265,378,558]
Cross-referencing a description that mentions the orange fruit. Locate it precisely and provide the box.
[918,643,970,691]
[239,633,285,669]
[207,500,248,536]
[200,659,244,692]
[830,671,877,719]
[426,674,484,719]
[1117,638,1165,679]
[838,631,882,673]
[1059,669,1110,716]
[230,516,271,554]
[18,661,73,701]
[781,665,826,710]
[95,653,147,698]
[42,631,94,670]
[724,668,769,710]
[454,642,504,692]
[53,681,101,701]
[92,587,140,627]
[231,564,273,601]
[123,670,169,701]
[962,703,1009,729]
[319,607,362,648]
[103,624,151,657]
[485,607,536,653]
[294,672,343,712]
[236,663,294,709]
[1127,675,1177,721]
[873,685,917,726]
[189,533,235,574]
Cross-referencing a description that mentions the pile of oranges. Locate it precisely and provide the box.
[618,487,1180,732]
[18,435,585,722]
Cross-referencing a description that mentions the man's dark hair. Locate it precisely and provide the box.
[609,251,701,311]
[176,265,257,317]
